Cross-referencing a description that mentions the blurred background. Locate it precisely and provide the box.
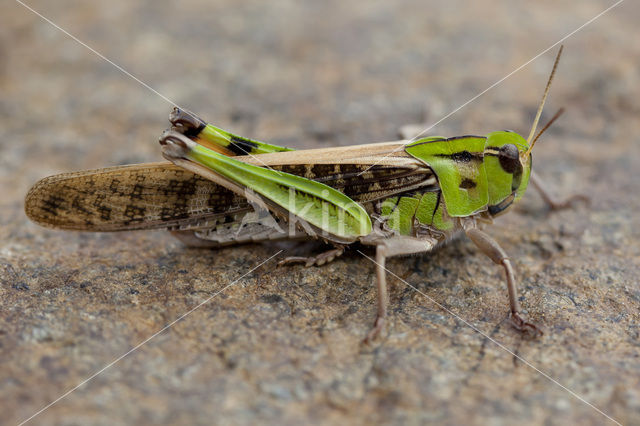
[1,1,638,424]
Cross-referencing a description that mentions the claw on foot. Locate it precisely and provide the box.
[510,312,543,338]
[363,316,385,344]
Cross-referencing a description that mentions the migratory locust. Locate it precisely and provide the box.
[25,46,585,341]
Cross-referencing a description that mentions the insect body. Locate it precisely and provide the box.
[25,47,581,341]
[157,116,538,342]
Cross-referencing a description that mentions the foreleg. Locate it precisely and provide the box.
[465,228,541,337]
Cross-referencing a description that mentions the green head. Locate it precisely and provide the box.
[405,46,564,219]
[404,131,533,219]
[483,130,532,216]
[485,45,564,216]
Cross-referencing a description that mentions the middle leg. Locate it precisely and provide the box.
[363,236,438,343]
[278,246,345,267]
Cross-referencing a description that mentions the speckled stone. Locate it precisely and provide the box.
[1,1,639,425]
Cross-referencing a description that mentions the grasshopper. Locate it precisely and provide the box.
[25,47,584,341]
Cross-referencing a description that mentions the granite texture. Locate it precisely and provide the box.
[1,1,639,425]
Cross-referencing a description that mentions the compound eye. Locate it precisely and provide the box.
[498,144,520,174]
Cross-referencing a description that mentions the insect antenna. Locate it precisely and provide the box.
[524,45,563,157]
[530,107,565,148]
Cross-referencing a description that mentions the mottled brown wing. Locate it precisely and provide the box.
[24,162,249,231]
[25,159,436,232]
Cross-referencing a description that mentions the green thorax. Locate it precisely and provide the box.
[379,190,454,237]
[405,131,532,219]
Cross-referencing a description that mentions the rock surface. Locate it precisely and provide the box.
[1,1,638,424]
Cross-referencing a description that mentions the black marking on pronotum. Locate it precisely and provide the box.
[450,150,473,163]
[459,178,476,189]
[228,135,260,155]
